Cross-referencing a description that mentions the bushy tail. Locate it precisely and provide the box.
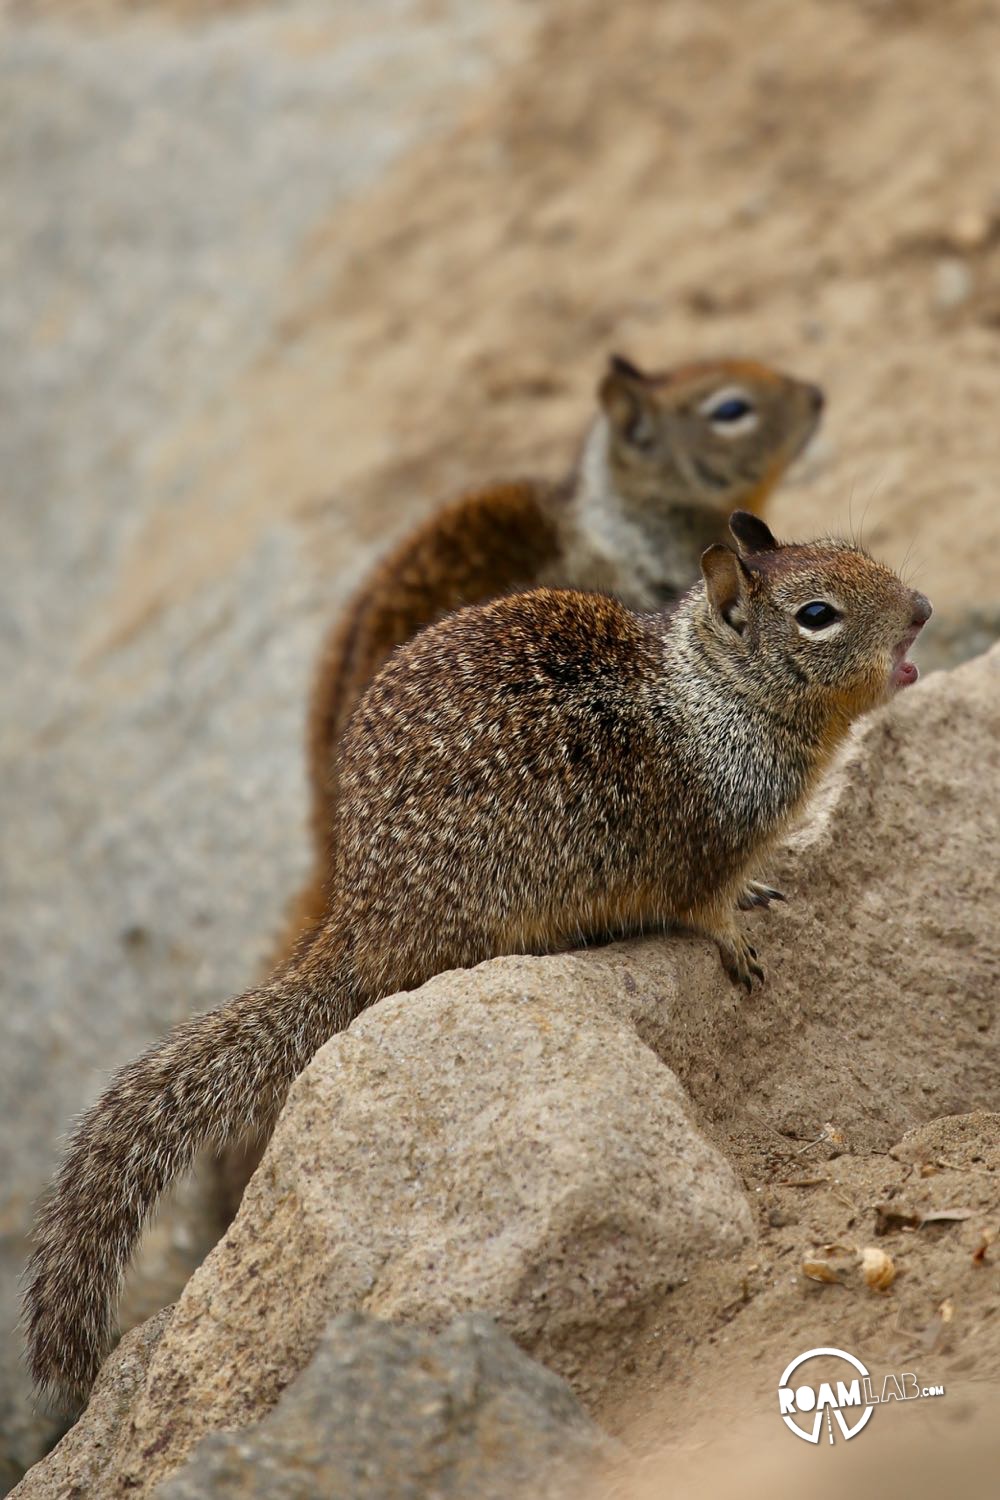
[24,965,354,1405]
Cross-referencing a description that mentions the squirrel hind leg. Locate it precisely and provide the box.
[736,881,787,911]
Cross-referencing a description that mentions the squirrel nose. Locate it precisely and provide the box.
[806,383,825,413]
[910,591,932,627]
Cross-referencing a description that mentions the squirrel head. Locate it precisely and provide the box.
[698,512,933,721]
[598,354,824,511]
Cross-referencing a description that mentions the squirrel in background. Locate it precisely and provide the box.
[25,510,929,1406]
[291,353,825,950]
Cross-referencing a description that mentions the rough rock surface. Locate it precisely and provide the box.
[5,1314,171,1500]
[12,642,998,1500]
[32,967,747,1496]
[156,1313,617,1500]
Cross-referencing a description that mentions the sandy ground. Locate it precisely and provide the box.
[3,0,999,1488]
[91,0,1000,645]
[598,1113,999,1464]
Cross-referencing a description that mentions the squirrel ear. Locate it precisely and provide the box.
[729,511,778,555]
[606,352,648,383]
[701,544,749,633]
[599,357,655,447]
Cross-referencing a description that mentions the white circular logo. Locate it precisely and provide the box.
[777,1347,875,1444]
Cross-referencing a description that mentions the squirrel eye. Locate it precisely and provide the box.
[795,600,841,629]
[709,397,753,422]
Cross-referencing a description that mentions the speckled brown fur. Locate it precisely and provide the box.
[289,355,824,948]
[296,481,562,937]
[24,513,930,1407]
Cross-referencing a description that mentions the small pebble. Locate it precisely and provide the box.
[933,257,973,312]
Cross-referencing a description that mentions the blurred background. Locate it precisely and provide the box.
[2,0,1000,1487]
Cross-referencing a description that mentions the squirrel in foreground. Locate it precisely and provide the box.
[294,354,825,942]
[24,512,930,1406]
[224,352,824,1223]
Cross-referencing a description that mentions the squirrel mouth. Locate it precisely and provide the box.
[890,626,923,690]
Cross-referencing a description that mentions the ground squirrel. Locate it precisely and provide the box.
[233,353,823,1211]
[24,512,930,1405]
[294,354,824,943]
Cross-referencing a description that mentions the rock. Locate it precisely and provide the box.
[933,257,973,311]
[40,968,746,1496]
[738,642,999,1145]
[7,1313,170,1500]
[156,1313,617,1500]
[13,644,1000,1499]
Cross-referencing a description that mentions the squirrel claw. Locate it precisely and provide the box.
[737,881,787,911]
[719,934,766,993]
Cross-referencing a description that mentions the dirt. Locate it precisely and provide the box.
[4,0,999,1487]
[598,1112,999,1465]
[95,0,1000,653]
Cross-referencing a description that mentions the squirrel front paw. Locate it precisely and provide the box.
[736,881,787,911]
[718,932,765,993]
